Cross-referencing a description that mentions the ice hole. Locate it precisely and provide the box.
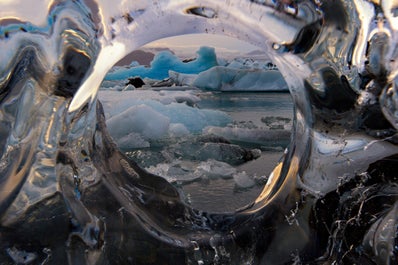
[98,34,293,212]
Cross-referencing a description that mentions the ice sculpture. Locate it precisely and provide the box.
[0,0,397,264]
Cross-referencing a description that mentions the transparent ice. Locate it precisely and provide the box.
[0,0,398,264]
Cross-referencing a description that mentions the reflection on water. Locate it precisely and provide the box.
[197,92,293,127]
[182,151,283,212]
[125,92,292,213]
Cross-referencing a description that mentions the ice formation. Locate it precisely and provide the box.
[98,90,232,148]
[171,66,288,91]
[203,126,291,146]
[105,46,288,92]
[105,46,218,80]
[0,1,398,265]
[193,66,288,91]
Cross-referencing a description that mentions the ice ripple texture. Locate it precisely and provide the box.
[0,0,398,264]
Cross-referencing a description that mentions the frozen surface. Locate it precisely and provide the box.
[0,0,398,264]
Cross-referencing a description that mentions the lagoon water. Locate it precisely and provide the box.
[120,91,293,213]
[197,92,293,131]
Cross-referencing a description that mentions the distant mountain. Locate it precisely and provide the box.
[145,47,175,55]
[115,50,155,66]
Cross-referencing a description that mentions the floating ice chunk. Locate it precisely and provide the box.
[163,104,232,133]
[168,70,197,86]
[105,46,218,80]
[159,91,200,107]
[203,126,291,145]
[99,90,232,147]
[261,116,292,130]
[194,159,237,179]
[233,171,256,189]
[146,161,202,184]
[192,66,288,91]
[99,90,201,118]
[146,163,171,180]
[225,58,252,69]
[169,66,288,92]
[143,148,262,186]
[226,58,276,70]
[106,104,170,142]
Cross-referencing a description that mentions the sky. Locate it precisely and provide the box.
[142,33,261,58]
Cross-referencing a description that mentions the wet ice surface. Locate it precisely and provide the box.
[1,0,398,264]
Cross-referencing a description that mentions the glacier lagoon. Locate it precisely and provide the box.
[101,46,293,213]
[0,0,398,265]
[100,86,293,212]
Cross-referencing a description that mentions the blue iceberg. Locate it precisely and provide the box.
[105,46,218,80]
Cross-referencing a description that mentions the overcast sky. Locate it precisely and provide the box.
[143,33,260,57]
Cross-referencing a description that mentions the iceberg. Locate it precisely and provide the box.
[104,45,287,93]
[99,90,232,148]
[105,46,218,80]
[0,1,397,265]
[171,66,289,91]
[146,159,258,189]
[106,104,170,147]
[203,126,291,146]
[107,48,288,92]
